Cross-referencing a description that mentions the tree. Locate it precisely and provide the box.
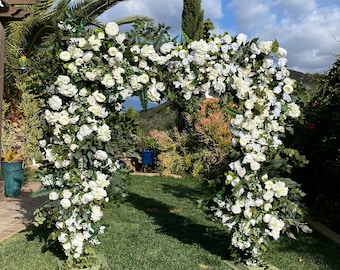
[4,0,151,103]
[181,0,204,41]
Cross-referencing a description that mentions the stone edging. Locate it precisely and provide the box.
[305,216,340,245]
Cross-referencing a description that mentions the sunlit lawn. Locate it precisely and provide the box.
[0,174,339,269]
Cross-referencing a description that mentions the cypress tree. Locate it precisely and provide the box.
[182,0,204,41]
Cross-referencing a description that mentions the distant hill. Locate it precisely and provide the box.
[137,70,322,134]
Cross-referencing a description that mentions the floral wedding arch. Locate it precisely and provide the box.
[34,20,310,268]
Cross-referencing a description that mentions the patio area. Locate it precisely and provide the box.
[0,181,45,242]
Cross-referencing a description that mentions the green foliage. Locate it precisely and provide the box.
[1,82,43,164]
[182,0,204,41]
[287,56,340,201]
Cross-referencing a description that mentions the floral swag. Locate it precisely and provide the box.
[34,20,310,267]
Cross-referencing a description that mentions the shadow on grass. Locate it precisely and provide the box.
[160,180,212,201]
[127,192,231,259]
[267,231,340,269]
[25,223,66,261]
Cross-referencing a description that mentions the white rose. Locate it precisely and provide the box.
[263,213,272,223]
[89,104,108,118]
[93,91,106,102]
[58,111,70,125]
[105,22,119,36]
[91,205,103,222]
[115,33,126,44]
[85,71,96,81]
[250,161,261,171]
[274,181,289,198]
[276,47,287,58]
[70,144,78,152]
[231,204,241,214]
[63,134,72,144]
[60,198,71,209]
[77,125,93,141]
[48,95,62,111]
[138,73,149,84]
[283,84,293,94]
[94,150,108,161]
[49,191,59,201]
[62,189,72,199]
[263,190,274,201]
[78,37,86,47]
[79,88,88,96]
[55,75,70,85]
[59,51,71,61]
[287,103,301,118]
[58,84,78,97]
[236,33,247,45]
[82,51,93,62]
[244,208,252,219]
[97,124,111,142]
[62,242,71,251]
[264,203,272,212]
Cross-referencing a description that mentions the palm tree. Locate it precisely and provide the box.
[4,0,151,103]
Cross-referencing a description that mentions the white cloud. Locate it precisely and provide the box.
[202,0,223,19]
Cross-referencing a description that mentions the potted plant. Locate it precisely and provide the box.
[1,88,43,197]
[1,145,24,197]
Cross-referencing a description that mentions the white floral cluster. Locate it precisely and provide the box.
[39,21,307,264]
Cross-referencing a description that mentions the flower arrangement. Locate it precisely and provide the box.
[33,18,310,268]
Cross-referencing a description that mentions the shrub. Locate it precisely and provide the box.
[150,98,232,179]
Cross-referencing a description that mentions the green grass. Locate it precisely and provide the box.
[0,175,339,269]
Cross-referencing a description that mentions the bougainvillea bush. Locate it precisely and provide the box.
[33,17,310,268]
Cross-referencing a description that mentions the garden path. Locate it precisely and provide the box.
[0,181,45,242]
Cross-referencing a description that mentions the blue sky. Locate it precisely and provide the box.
[98,0,340,110]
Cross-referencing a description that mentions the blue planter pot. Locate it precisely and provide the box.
[141,150,154,165]
[1,161,24,197]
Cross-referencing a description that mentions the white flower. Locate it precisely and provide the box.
[105,22,119,36]
[94,150,108,161]
[263,190,274,201]
[77,125,93,141]
[273,181,289,198]
[89,104,108,118]
[79,88,88,96]
[250,161,261,171]
[62,189,72,199]
[259,41,273,54]
[82,51,93,62]
[59,51,71,61]
[97,124,111,142]
[85,71,96,81]
[49,191,59,201]
[58,84,78,97]
[138,73,149,84]
[231,204,242,214]
[92,91,106,102]
[264,203,272,212]
[236,33,247,45]
[263,213,272,223]
[60,198,71,209]
[91,205,103,222]
[268,217,284,232]
[287,103,301,118]
[48,95,62,111]
[115,33,126,44]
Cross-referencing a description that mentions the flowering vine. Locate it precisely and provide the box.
[34,19,310,268]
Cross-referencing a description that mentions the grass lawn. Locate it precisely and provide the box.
[0,175,339,269]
